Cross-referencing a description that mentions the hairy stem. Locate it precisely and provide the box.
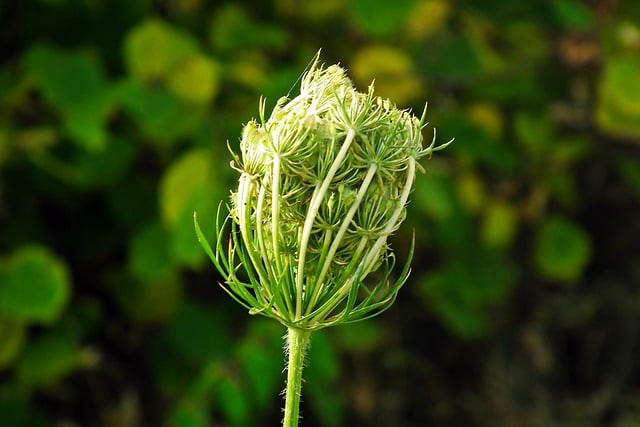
[283,327,312,427]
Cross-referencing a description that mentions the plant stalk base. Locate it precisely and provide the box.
[282,327,312,427]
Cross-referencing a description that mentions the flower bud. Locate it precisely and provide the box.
[198,54,451,330]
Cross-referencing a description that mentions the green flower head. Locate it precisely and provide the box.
[195,54,450,331]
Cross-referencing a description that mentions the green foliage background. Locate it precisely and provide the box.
[1,0,640,426]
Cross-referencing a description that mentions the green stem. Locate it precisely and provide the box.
[283,327,312,427]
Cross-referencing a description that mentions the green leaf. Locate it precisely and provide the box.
[63,106,110,151]
[514,111,553,154]
[472,70,539,103]
[551,0,594,31]
[170,404,209,427]
[216,375,250,427]
[617,155,640,196]
[106,173,157,227]
[166,302,232,367]
[0,245,71,324]
[73,136,136,189]
[428,282,490,338]
[421,35,483,80]
[347,0,417,37]
[305,331,344,427]
[413,173,455,220]
[108,269,182,324]
[128,221,175,282]
[24,44,113,150]
[210,4,290,51]
[597,56,640,139]
[0,393,46,427]
[438,113,518,171]
[237,320,283,411]
[118,80,205,143]
[307,331,340,383]
[550,136,591,165]
[16,331,81,388]
[333,320,383,352]
[535,217,592,283]
[419,253,517,338]
[123,18,198,83]
[61,137,136,189]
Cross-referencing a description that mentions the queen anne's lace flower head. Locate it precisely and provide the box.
[196,55,451,331]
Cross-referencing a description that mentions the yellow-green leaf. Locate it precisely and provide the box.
[481,201,518,248]
[159,148,211,229]
[0,320,27,369]
[350,46,422,105]
[167,54,221,104]
[597,56,640,139]
[123,18,198,82]
[159,148,226,266]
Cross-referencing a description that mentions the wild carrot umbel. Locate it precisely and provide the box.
[195,53,451,426]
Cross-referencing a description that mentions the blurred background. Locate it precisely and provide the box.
[1,0,640,426]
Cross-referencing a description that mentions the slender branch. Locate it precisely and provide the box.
[362,157,416,274]
[295,128,357,318]
[272,154,283,273]
[305,163,378,314]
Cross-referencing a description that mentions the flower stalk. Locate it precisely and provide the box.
[282,327,311,427]
[195,52,451,426]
